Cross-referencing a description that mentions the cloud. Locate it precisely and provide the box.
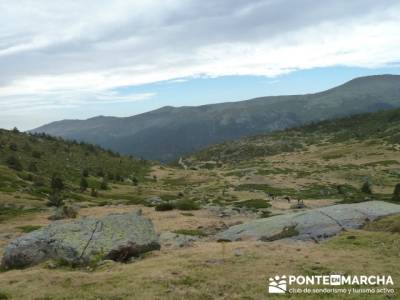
[0,0,400,126]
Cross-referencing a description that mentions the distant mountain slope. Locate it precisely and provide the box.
[184,108,400,203]
[186,107,400,164]
[32,75,400,162]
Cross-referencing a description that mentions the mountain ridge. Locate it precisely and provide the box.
[32,74,400,161]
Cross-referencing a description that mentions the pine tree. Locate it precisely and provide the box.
[393,183,400,202]
[361,181,372,194]
[51,174,64,191]
[80,177,88,192]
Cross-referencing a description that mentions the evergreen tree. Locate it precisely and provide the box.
[393,183,400,202]
[361,181,372,194]
[82,168,89,177]
[80,177,88,192]
[51,174,64,191]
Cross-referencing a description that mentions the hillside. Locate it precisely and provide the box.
[0,129,150,212]
[185,108,400,203]
[31,75,400,162]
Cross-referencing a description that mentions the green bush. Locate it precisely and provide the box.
[17,225,42,233]
[91,188,98,197]
[392,183,400,202]
[5,155,23,171]
[47,192,64,207]
[234,199,271,210]
[361,181,372,194]
[0,291,9,300]
[100,178,108,190]
[175,199,200,211]
[51,174,64,191]
[173,229,208,237]
[80,177,88,192]
[155,202,175,211]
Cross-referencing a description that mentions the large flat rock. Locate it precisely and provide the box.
[1,211,160,270]
[217,201,400,242]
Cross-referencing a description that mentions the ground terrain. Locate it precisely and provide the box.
[0,108,400,299]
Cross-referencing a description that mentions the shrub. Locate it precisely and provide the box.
[62,205,78,218]
[9,143,18,151]
[17,225,42,233]
[0,291,9,300]
[155,202,175,211]
[361,181,372,194]
[393,183,400,202]
[234,199,271,210]
[91,188,98,197]
[80,177,88,192]
[47,192,64,207]
[32,150,42,159]
[100,177,108,190]
[5,155,23,171]
[173,229,208,237]
[175,199,200,211]
[82,169,89,177]
[28,161,38,173]
[33,176,46,187]
[51,174,64,191]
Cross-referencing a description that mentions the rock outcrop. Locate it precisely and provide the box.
[217,201,400,242]
[1,211,160,270]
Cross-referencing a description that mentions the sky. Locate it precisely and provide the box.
[1,0,400,130]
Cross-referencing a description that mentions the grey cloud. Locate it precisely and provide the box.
[0,0,400,130]
[1,0,398,84]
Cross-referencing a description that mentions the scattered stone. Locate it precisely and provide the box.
[234,249,243,257]
[2,211,160,270]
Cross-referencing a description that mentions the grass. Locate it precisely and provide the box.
[173,229,208,237]
[233,199,271,210]
[0,206,41,223]
[260,225,299,241]
[235,183,295,197]
[17,225,42,233]
[363,214,400,234]
[1,230,399,299]
[174,199,200,211]
[155,202,175,211]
